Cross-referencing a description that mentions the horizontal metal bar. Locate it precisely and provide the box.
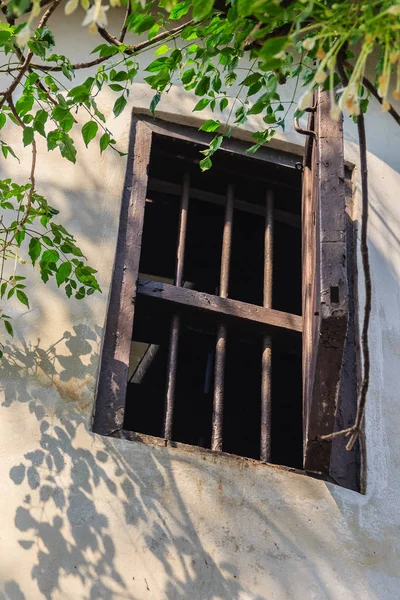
[147,178,301,229]
[137,279,303,334]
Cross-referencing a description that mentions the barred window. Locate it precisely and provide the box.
[94,92,359,491]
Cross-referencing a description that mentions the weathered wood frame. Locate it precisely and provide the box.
[93,116,303,438]
[93,111,358,489]
[302,89,359,488]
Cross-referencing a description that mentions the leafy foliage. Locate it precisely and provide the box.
[0,0,399,349]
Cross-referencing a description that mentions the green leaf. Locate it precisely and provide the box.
[52,106,74,132]
[23,127,34,147]
[182,68,196,86]
[56,261,72,287]
[0,282,6,298]
[0,113,6,130]
[259,37,289,60]
[16,290,29,309]
[60,134,76,163]
[75,266,101,291]
[15,228,25,246]
[60,242,83,257]
[212,75,222,93]
[65,283,72,298]
[100,132,110,153]
[155,45,169,56]
[209,135,223,152]
[75,289,85,300]
[28,237,41,265]
[145,58,168,73]
[15,94,34,117]
[199,119,220,133]
[200,156,212,171]
[170,0,190,19]
[42,249,59,263]
[135,15,156,34]
[219,98,229,111]
[150,92,161,116]
[0,30,11,43]
[195,76,210,96]
[33,109,48,137]
[360,97,369,114]
[4,320,13,336]
[225,72,237,87]
[110,70,128,82]
[82,121,98,147]
[148,23,160,39]
[99,45,120,58]
[192,0,214,20]
[193,98,210,112]
[109,83,124,92]
[240,73,262,87]
[113,95,127,118]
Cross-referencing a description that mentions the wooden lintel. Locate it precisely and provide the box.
[137,279,302,335]
[136,114,301,170]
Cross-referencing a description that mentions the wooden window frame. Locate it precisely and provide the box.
[302,89,359,489]
[93,96,359,489]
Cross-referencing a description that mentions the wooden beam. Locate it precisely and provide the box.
[93,118,153,436]
[136,114,301,170]
[137,279,302,335]
[303,89,349,475]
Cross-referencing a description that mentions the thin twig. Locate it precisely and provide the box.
[119,0,132,42]
[33,18,196,71]
[14,45,57,106]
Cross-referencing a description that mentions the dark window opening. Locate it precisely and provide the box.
[95,107,360,491]
[122,134,303,468]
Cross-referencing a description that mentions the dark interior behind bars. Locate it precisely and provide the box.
[123,135,303,469]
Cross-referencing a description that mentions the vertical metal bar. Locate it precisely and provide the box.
[219,185,234,299]
[175,173,190,288]
[261,189,274,462]
[211,185,234,452]
[163,173,190,441]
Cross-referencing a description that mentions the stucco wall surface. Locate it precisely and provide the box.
[1,9,400,600]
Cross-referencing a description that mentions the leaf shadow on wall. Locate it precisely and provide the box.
[0,324,256,600]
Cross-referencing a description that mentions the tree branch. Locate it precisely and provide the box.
[32,18,196,72]
[119,0,132,42]
[98,18,195,56]
[0,0,62,108]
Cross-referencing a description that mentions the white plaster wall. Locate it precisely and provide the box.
[1,9,400,599]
